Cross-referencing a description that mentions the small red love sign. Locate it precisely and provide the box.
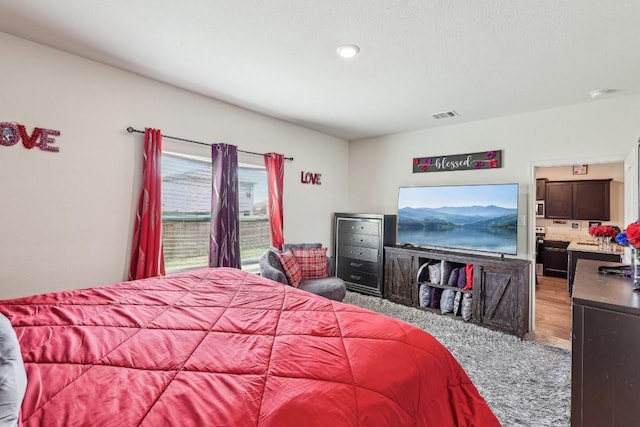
[0,122,61,153]
[300,171,322,185]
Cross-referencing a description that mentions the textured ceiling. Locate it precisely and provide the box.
[1,0,639,141]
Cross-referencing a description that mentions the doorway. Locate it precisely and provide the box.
[529,159,627,349]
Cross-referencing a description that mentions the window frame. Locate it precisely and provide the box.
[160,150,270,274]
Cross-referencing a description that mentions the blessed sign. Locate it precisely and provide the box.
[413,150,502,173]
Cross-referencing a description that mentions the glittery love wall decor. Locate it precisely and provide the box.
[413,150,502,173]
[0,122,61,153]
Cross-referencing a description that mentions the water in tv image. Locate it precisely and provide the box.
[397,184,518,255]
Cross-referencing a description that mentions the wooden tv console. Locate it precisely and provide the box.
[384,245,530,338]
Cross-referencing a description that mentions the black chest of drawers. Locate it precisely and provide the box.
[333,213,397,297]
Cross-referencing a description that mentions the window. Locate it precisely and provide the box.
[235,165,270,266]
[161,152,270,272]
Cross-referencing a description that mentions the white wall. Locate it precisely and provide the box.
[3,31,640,299]
[0,33,349,299]
[348,95,640,258]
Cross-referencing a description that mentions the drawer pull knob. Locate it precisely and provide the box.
[350,275,362,280]
[350,262,363,267]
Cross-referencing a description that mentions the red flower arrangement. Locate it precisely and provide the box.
[616,222,640,291]
[624,222,640,247]
[588,225,619,238]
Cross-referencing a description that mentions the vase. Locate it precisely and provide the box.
[603,236,611,252]
[632,248,640,291]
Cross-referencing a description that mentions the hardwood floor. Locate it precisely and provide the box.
[531,274,572,350]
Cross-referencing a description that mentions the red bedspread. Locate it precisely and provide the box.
[1,268,499,426]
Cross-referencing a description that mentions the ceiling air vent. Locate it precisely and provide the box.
[431,110,459,120]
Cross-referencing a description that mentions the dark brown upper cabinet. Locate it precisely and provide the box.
[545,181,573,219]
[572,180,611,220]
[536,178,547,201]
[544,179,611,220]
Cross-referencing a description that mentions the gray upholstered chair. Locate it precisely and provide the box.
[259,244,346,301]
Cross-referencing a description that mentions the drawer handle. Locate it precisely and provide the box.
[350,262,363,267]
[350,275,362,281]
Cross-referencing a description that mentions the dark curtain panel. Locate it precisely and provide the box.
[129,128,165,280]
[264,152,285,250]
[209,143,241,268]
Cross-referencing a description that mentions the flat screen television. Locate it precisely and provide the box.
[397,183,518,255]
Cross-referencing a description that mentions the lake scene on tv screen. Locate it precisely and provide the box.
[397,184,518,255]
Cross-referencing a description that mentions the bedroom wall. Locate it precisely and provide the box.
[347,94,640,259]
[0,33,349,299]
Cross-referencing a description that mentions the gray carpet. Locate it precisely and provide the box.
[343,291,571,427]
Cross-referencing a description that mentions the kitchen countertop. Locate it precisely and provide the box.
[543,233,624,255]
[567,240,624,255]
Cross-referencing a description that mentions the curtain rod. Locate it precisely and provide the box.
[126,127,293,161]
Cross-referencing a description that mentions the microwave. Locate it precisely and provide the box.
[535,200,545,218]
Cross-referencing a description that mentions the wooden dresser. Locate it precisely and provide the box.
[567,243,622,294]
[571,259,640,427]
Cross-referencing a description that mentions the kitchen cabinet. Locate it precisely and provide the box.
[384,246,530,338]
[536,178,547,200]
[545,182,572,218]
[544,179,611,220]
[542,240,569,278]
[572,180,610,220]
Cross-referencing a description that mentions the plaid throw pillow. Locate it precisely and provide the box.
[292,247,328,279]
[278,250,302,287]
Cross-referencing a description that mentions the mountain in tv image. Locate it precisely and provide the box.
[398,205,518,230]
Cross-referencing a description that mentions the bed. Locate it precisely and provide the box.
[1,267,499,426]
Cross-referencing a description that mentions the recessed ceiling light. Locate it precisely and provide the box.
[588,89,611,99]
[336,44,360,59]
